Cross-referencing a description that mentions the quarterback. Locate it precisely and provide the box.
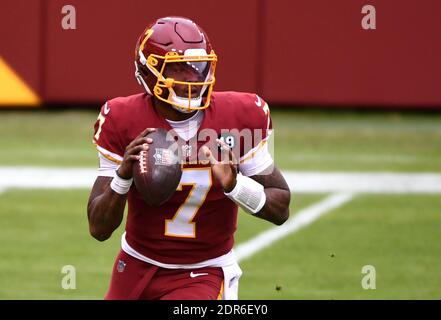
[87,16,291,300]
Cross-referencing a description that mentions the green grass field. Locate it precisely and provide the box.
[1,109,441,171]
[0,109,440,299]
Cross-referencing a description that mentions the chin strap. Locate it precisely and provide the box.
[134,62,153,95]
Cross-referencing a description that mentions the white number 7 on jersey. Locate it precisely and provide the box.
[165,168,212,238]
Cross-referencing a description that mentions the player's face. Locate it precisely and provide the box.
[163,61,210,98]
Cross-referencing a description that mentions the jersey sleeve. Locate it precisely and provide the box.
[238,94,274,176]
[93,101,125,165]
[97,152,119,177]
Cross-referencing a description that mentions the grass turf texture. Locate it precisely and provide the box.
[0,109,440,299]
[1,190,440,299]
[0,109,440,171]
[238,194,441,299]
[0,189,321,299]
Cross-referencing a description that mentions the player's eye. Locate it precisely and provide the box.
[186,61,207,74]
[165,62,210,81]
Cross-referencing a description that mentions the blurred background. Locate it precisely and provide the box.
[0,0,440,299]
[2,0,441,107]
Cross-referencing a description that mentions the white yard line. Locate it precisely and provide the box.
[2,167,439,263]
[283,171,441,194]
[235,193,354,262]
[0,167,96,189]
[1,167,441,194]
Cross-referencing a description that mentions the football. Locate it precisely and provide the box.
[132,128,182,206]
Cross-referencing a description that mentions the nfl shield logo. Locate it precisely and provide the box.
[117,260,126,273]
[153,148,174,165]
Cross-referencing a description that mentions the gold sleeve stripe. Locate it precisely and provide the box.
[216,281,224,300]
[240,140,267,164]
[97,148,122,165]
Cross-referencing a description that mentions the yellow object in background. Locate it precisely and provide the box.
[0,57,40,106]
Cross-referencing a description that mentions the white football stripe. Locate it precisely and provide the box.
[235,193,354,262]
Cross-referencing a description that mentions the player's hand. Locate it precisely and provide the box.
[201,139,238,193]
[117,128,156,179]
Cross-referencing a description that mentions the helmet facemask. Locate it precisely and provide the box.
[139,49,217,113]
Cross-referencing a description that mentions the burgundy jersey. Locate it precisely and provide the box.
[93,92,272,264]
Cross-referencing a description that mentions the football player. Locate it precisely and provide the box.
[87,16,291,300]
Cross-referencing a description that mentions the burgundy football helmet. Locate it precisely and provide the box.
[134,17,217,113]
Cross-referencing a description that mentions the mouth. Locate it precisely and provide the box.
[175,89,201,99]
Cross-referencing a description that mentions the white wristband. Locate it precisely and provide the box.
[110,171,133,195]
[224,174,266,215]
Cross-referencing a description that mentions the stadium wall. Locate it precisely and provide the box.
[1,0,440,109]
